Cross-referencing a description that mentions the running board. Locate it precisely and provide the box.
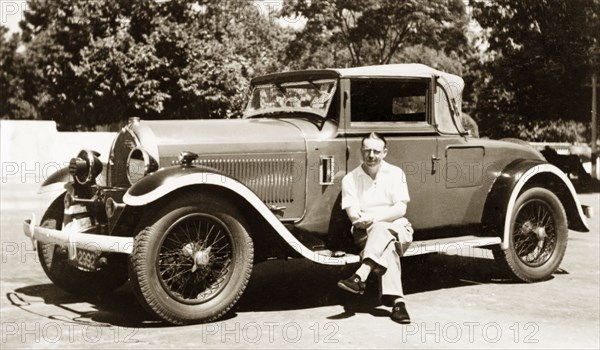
[312,235,502,265]
[401,235,501,257]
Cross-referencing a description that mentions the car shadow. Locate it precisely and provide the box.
[235,253,518,314]
[9,253,548,327]
[10,282,168,328]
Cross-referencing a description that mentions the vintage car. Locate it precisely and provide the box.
[23,64,591,325]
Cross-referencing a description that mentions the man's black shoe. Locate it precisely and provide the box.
[337,274,366,295]
[391,302,411,324]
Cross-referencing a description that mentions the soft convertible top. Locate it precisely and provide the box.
[251,63,464,104]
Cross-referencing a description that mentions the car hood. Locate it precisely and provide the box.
[129,118,308,163]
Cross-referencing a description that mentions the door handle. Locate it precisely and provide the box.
[431,155,440,175]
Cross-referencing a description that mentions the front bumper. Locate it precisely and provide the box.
[23,218,133,255]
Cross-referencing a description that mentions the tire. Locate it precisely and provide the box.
[493,188,568,282]
[37,194,128,296]
[129,193,254,325]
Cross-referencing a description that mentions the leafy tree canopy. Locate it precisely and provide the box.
[282,0,469,68]
[471,0,600,140]
[3,0,596,143]
[15,0,291,129]
[0,25,38,119]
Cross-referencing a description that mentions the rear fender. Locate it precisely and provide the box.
[483,160,589,250]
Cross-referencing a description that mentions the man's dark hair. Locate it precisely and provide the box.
[361,132,387,148]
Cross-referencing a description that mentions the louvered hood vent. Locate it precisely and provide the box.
[192,158,298,204]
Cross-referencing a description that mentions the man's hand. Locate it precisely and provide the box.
[352,216,373,229]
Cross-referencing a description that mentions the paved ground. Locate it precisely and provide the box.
[1,181,599,349]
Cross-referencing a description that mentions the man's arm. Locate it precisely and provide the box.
[345,207,362,224]
[370,201,407,222]
[341,174,363,224]
[347,207,374,229]
[355,201,406,227]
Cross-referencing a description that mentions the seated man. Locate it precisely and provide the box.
[337,132,414,324]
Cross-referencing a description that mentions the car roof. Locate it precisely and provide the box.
[335,63,462,84]
[251,63,464,100]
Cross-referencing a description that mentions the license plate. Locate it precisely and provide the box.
[74,249,101,270]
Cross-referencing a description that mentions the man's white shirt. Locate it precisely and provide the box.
[341,160,410,218]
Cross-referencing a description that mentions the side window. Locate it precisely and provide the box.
[435,85,460,134]
[350,80,427,123]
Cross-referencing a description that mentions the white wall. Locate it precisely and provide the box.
[0,120,116,184]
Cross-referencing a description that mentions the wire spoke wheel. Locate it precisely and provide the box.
[158,214,234,303]
[493,187,568,283]
[129,193,253,325]
[512,199,557,267]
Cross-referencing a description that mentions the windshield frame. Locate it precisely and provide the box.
[243,79,338,119]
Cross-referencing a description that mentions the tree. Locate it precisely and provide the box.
[0,25,37,119]
[393,44,465,75]
[16,0,291,129]
[282,0,469,68]
[471,0,600,140]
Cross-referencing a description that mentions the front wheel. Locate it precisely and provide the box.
[493,188,568,282]
[37,194,128,296]
[128,193,254,325]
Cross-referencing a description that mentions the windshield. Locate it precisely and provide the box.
[244,79,337,118]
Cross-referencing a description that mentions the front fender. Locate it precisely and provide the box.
[123,165,230,204]
[123,166,360,266]
[38,162,108,193]
[39,167,71,194]
[483,160,590,250]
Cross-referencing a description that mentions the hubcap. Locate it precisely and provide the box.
[181,243,212,272]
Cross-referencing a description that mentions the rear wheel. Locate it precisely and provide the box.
[129,193,254,325]
[37,194,128,296]
[493,188,568,282]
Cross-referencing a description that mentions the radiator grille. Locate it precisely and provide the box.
[108,129,139,188]
[194,158,296,204]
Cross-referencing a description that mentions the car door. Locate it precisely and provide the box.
[433,82,487,226]
[340,77,440,230]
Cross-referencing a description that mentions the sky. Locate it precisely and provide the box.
[1,0,27,33]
